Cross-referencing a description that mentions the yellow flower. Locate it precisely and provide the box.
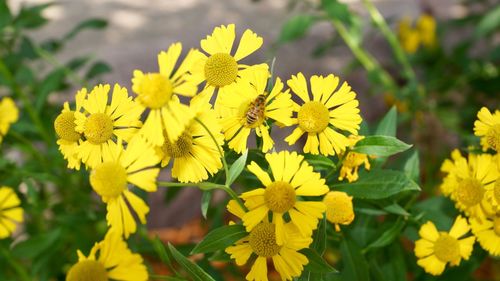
[415,216,475,276]
[132,42,201,147]
[225,200,312,281]
[338,135,371,182]
[323,191,354,231]
[218,66,293,153]
[66,230,148,281]
[0,186,23,239]
[398,17,420,54]
[0,97,19,144]
[470,213,500,256]
[474,107,500,152]
[285,73,362,156]
[157,99,224,183]
[89,136,160,238]
[240,151,328,245]
[485,178,500,212]
[54,89,87,170]
[440,150,499,218]
[416,14,437,49]
[74,84,143,169]
[186,24,266,109]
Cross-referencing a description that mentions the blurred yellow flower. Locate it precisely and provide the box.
[74,84,143,169]
[0,186,23,239]
[0,97,19,144]
[415,216,475,276]
[470,213,500,256]
[398,17,420,54]
[225,200,312,281]
[218,65,293,153]
[285,73,362,156]
[66,230,148,281]
[474,107,500,152]
[323,191,355,231]
[398,14,437,53]
[417,14,437,49]
[240,151,328,245]
[338,135,371,182]
[89,136,159,238]
[132,42,200,146]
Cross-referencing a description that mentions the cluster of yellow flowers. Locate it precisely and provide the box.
[52,24,369,280]
[398,14,437,54]
[414,107,500,276]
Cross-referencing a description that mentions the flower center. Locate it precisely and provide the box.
[66,260,108,281]
[264,181,296,213]
[54,111,80,142]
[204,53,238,87]
[136,73,173,109]
[455,178,484,207]
[84,113,114,144]
[162,132,193,158]
[297,101,330,133]
[90,162,127,199]
[323,191,354,225]
[493,216,500,236]
[433,233,461,263]
[249,222,282,257]
[486,124,500,151]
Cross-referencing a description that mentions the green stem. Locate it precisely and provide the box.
[0,246,31,281]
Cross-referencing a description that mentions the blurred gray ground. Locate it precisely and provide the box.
[9,0,459,228]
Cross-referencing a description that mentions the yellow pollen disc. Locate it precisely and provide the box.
[90,162,127,199]
[162,132,193,158]
[297,101,330,133]
[204,53,238,87]
[493,217,500,236]
[84,113,114,145]
[249,222,282,257]
[264,181,296,213]
[433,233,460,263]
[136,73,173,109]
[66,260,108,281]
[486,124,500,151]
[323,191,354,225]
[54,111,80,142]
[455,178,484,207]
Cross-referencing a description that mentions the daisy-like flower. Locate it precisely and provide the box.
[156,99,224,183]
[186,24,266,108]
[75,84,143,169]
[218,65,293,153]
[225,200,312,281]
[470,213,500,256]
[132,42,202,147]
[338,135,371,182]
[485,178,500,212]
[54,89,86,170]
[323,191,355,231]
[474,107,500,152]
[0,97,19,144]
[397,17,420,54]
[66,230,148,281]
[89,136,160,238]
[285,73,362,156]
[240,151,328,245]
[0,186,23,239]
[414,216,475,276]
[440,150,499,218]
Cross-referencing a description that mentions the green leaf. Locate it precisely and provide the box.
[403,150,420,183]
[64,18,108,40]
[151,236,173,266]
[382,203,410,216]
[301,248,338,274]
[352,135,412,157]
[476,5,500,38]
[85,61,112,80]
[191,224,247,254]
[168,243,216,281]
[35,68,66,112]
[375,106,397,137]
[340,239,369,281]
[0,1,12,29]
[279,15,316,43]
[364,218,405,251]
[14,3,53,29]
[304,154,336,172]
[321,0,351,23]
[11,228,62,259]
[201,191,211,219]
[227,149,248,185]
[311,216,326,255]
[333,169,420,199]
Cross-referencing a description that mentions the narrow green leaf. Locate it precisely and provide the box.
[35,68,65,112]
[0,1,12,28]
[12,228,62,259]
[301,248,338,274]
[191,224,247,254]
[85,61,112,80]
[375,106,397,137]
[364,219,405,251]
[168,243,216,281]
[14,3,53,29]
[311,216,326,255]
[382,203,410,216]
[279,15,316,43]
[403,150,420,183]
[476,5,500,37]
[227,149,248,185]
[352,135,412,157]
[321,0,351,23]
[304,154,336,172]
[64,18,108,40]
[333,170,420,199]
[340,239,369,281]
[201,191,211,219]
[151,236,172,266]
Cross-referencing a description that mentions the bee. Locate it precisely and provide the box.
[245,94,267,126]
